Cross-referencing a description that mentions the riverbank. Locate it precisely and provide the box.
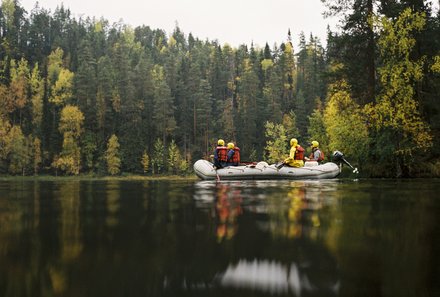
[0,174,199,181]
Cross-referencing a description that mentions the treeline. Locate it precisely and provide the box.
[0,0,439,177]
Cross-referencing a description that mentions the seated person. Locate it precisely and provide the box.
[225,142,241,166]
[283,138,304,168]
[304,140,324,163]
[213,139,227,169]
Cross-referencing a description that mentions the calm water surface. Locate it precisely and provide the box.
[0,178,439,297]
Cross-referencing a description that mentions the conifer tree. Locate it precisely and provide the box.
[152,65,176,146]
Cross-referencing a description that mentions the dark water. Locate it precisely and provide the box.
[0,178,439,297]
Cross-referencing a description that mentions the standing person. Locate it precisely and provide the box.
[213,139,227,169]
[283,138,304,168]
[305,141,324,163]
[226,142,240,166]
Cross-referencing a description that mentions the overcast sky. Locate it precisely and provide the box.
[17,0,340,49]
[18,0,438,49]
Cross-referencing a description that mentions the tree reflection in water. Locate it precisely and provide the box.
[193,180,340,296]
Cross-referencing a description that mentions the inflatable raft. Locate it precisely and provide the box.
[193,160,341,180]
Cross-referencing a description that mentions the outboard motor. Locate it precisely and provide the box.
[332,151,359,174]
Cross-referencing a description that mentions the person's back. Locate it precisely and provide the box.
[226,142,240,166]
[214,139,227,168]
[284,138,304,168]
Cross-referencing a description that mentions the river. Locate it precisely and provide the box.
[0,178,439,297]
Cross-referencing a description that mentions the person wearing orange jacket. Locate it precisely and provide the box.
[225,142,241,166]
[283,138,305,167]
[305,140,324,163]
[213,139,227,169]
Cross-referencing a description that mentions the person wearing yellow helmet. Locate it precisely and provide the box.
[283,138,305,168]
[305,140,325,163]
[213,139,227,169]
[225,142,241,166]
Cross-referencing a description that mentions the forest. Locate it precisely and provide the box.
[0,0,439,177]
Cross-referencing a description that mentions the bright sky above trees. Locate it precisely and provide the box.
[19,0,338,49]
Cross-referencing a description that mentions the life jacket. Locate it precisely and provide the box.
[216,146,228,162]
[309,149,325,162]
[294,145,305,160]
[231,147,241,164]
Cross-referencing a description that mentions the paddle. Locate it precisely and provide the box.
[332,151,359,173]
[276,162,286,169]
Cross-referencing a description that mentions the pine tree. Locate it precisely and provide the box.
[152,65,176,146]
[151,138,164,174]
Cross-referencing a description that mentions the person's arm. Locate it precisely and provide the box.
[284,147,295,163]
[289,147,296,159]
[227,149,234,162]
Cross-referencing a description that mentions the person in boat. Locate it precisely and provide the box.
[213,139,228,169]
[225,142,241,166]
[283,138,305,168]
[304,140,324,163]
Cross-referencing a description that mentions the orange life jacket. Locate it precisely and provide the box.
[216,146,228,162]
[231,147,241,164]
[309,149,324,162]
[294,145,305,160]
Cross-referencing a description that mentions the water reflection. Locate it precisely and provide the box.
[214,183,242,242]
[1,179,439,297]
[217,258,339,296]
[193,180,340,295]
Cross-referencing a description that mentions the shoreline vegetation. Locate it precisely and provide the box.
[0,2,439,178]
[0,174,199,181]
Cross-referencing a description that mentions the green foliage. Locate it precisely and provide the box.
[0,1,439,177]
[105,134,121,175]
[307,107,329,154]
[49,68,74,106]
[30,63,44,133]
[282,110,300,140]
[33,137,42,175]
[56,105,84,175]
[167,139,188,174]
[7,125,30,175]
[151,138,165,174]
[9,58,29,112]
[82,132,97,172]
[432,56,440,73]
[152,65,176,145]
[59,105,85,138]
[264,121,287,163]
[365,8,432,174]
[324,80,369,163]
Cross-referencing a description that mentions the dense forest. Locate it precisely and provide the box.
[0,0,439,177]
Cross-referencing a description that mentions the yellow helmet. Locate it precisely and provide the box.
[290,138,298,147]
[218,139,225,146]
[311,141,319,148]
[227,142,235,149]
